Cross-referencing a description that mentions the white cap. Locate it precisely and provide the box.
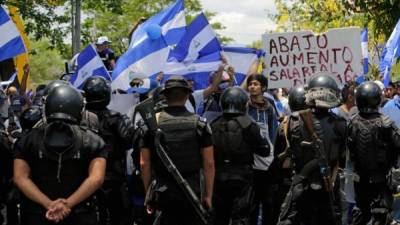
[96,36,111,45]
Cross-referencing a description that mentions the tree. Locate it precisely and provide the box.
[81,0,232,55]
[28,39,65,85]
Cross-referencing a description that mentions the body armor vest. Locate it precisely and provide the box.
[211,115,253,169]
[289,112,344,179]
[26,123,94,212]
[97,110,129,181]
[157,111,202,176]
[349,114,395,182]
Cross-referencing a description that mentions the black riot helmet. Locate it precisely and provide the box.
[355,81,382,114]
[306,73,341,109]
[43,80,69,96]
[45,85,84,124]
[288,86,307,112]
[20,106,42,130]
[220,87,249,115]
[82,76,111,111]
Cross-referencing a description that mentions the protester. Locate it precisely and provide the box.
[245,74,278,225]
[96,36,116,71]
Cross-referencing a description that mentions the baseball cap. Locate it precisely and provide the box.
[96,36,111,45]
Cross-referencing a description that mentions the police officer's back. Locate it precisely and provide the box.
[278,74,346,225]
[13,85,107,225]
[139,76,215,225]
[82,76,134,225]
[211,87,270,225]
[348,81,400,225]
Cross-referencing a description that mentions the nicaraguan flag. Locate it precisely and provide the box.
[168,13,221,63]
[112,0,186,91]
[70,44,111,89]
[381,19,400,87]
[222,46,265,85]
[164,52,221,90]
[0,6,26,62]
[361,28,369,75]
[164,13,222,90]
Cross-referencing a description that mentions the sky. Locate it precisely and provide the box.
[199,0,277,46]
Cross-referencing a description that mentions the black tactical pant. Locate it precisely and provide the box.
[98,180,133,225]
[250,169,275,225]
[156,178,203,225]
[21,211,97,225]
[278,182,340,225]
[353,179,393,225]
[213,177,254,225]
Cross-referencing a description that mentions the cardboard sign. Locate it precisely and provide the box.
[262,28,363,89]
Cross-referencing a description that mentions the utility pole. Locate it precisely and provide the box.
[71,0,81,57]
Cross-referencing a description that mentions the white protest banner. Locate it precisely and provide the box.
[262,27,363,89]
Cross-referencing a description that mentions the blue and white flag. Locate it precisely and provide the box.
[70,44,111,89]
[164,52,221,90]
[381,19,400,87]
[112,0,186,91]
[168,13,221,63]
[356,28,368,84]
[222,46,265,85]
[0,6,26,62]
[164,13,222,90]
[361,28,369,75]
[0,71,17,86]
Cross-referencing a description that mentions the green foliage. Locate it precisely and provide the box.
[29,39,65,85]
[82,0,232,54]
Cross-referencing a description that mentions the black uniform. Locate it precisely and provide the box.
[139,106,213,225]
[278,74,346,225]
[348,113,400,225]
[211,114,270,225]
[14,121,107,225]
[0,121,13,225]
[83,76,134,225]
[95,109,134,225]
[347,81,400,225]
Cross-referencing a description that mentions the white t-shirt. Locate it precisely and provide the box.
[185,89,205,114]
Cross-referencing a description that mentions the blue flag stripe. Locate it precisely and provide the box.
[0,36,25,62]
[223,47,265,58]
[167,13,211,62]
[0,7,10,26]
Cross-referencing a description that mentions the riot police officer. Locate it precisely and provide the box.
[139,76,215,225]
[278,73,346,225]
[348,81,400,225]
[34,80,99,132]
[82,76,134,225]
[211,87,270,225]
[13,85,107,225]
[273,86,307,225]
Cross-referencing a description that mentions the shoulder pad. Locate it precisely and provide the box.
[235,115,253,129]
[381,115,394,128]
